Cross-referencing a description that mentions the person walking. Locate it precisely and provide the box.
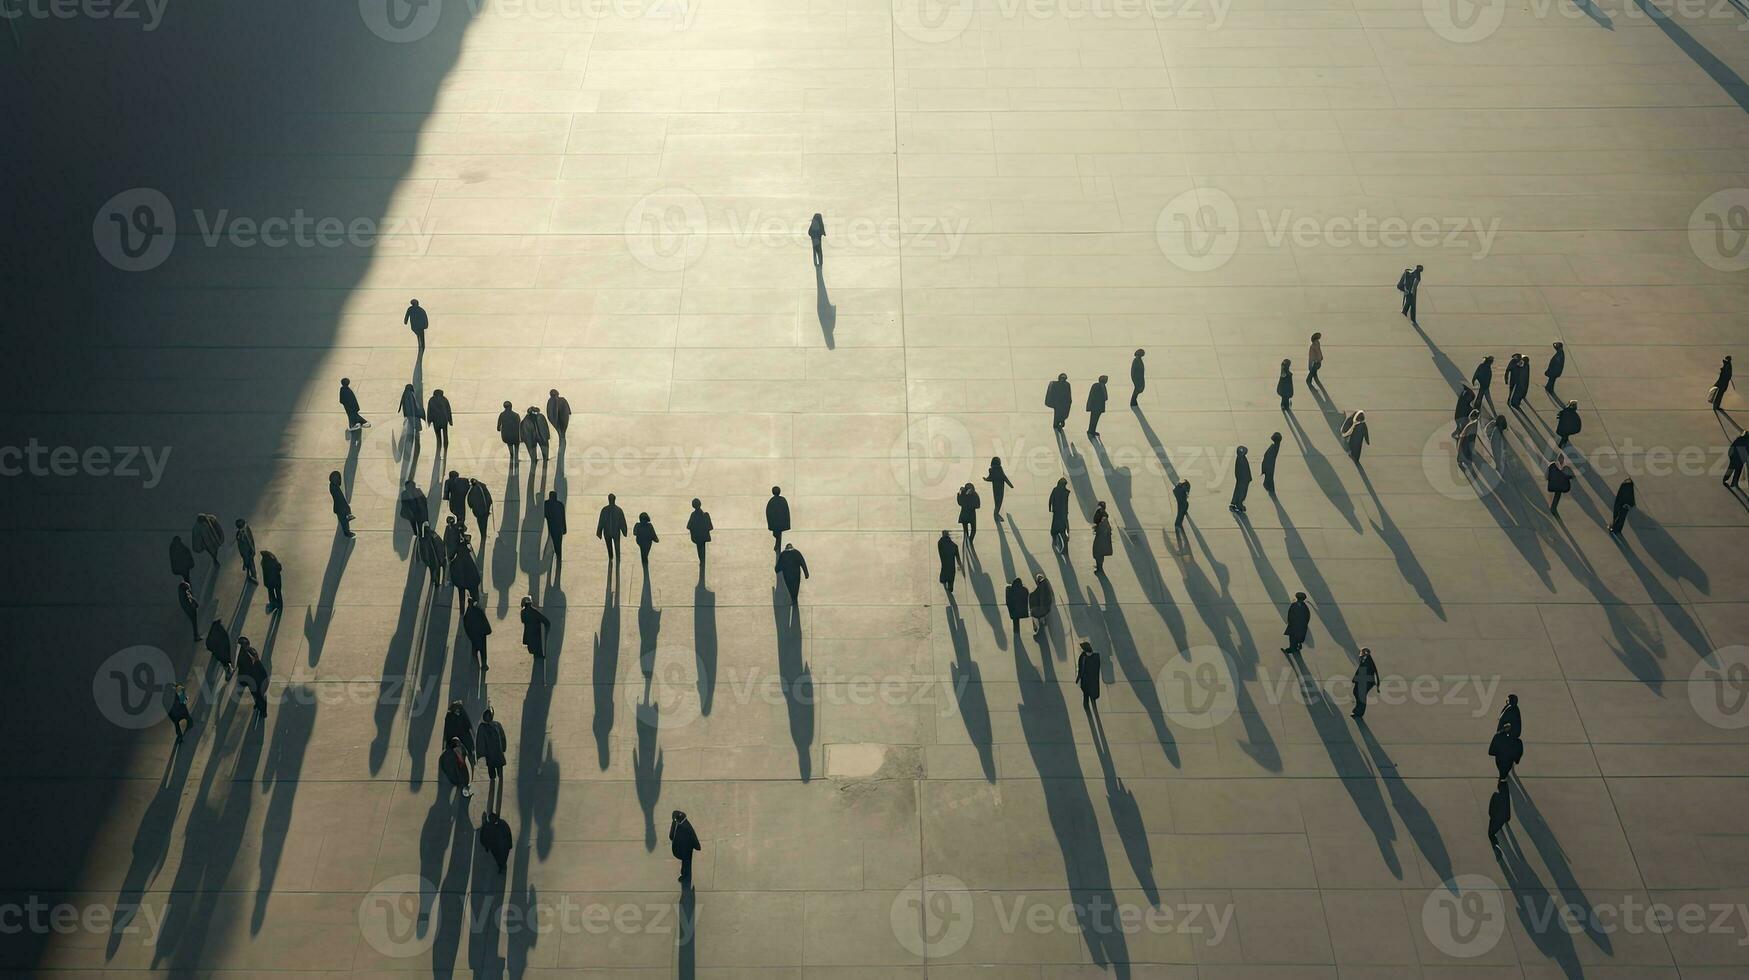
[463,595,492,670]
[1261,432,1282,494]
[1555,400,1582,448]
[1086,374,1109,436]
[983,457,1013,520]
[1488,414,1509,466]
[1457,411,1481,468]
[1610,477,1636,535]
[451,545,481,615]
[1489,722,1523,780]
[1281,591,1311,656]
[399,479,430,538]
[237,637,268,717]
[1306,333,1324,388]
[1711,355,1734,410]
[477,707,508,787]
[339,378,369,431]
[1004,577,1029,632]
[205,618,234,678]
[520,406,551,464]
[399,383,424,451]
[443,700,476,764]
[404,298,428,351]
[229,519,257,583]
[1048,477,1071,553]
[546,388,572,442]
[419,524,447,591]
[1546,456,1573,515]
[1045,373,1072,431]
[1130,349,1146,405]
[1074,641,1101,712]
[766,487,791,553]
[467,477,493,543]
[1726,429,1749,489]
[1472,356,1495,405]
[169,535,194,585]
[1028,573,1054,634]
[1397,264,1422,323]
[1173,479,1191,535]
[670,810,701,887]
[440,736,473,799]
[496,402,522,466]
[776,543,810,606]
[544,491,567,566]
[596,493,627,564]
[1276,359,1294,411]
[809,212,826,267]
[1453,385,1476,435]
[1487,778,1512,855]
[167,684,191,743]
[1505,353,1529,409]
[427,388,452,454]
[1342,409,1369,463]
[937,530,962,598]
[1499,693,1521,736]
[261,550,284,612]
[443,470,468,522]
[520,596,550,660]
[329,471,355,538]
[687,498,713,567]
[177,581,201,641]
[956,482,981,542]
[1543,342,1565,394]
[193,513,223,569]
[479,811,512,875]
[1229,446,1251,513]
[634,512,659,569]
[1091,503,1113,576]
[1351,647,1378,719]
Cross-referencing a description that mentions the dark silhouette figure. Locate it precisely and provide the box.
[167,684,191,742]
[427,388,452,453]
[1397,264,1423,323]
[669,810,701,887]
[1086,374,1109,436]
[520,407,551,463]
[520,596,550,659]
[546,388,572,441]
[1505,352,1529,409]
[1172,479,1191,534]
[765,486,790,552]
[1028,573,1053,634]
[596,493,627,563]
[1260,432,1282,494]
[1610,478,1636,535]
[808,212,825,267]
[1544,341,1565,394]
[261,551,284,612]
[983,457,1013,518]
[687,498,713,567]
[1472,355,1495,404]
[398,383,424,451]
[404,298,427,350]
[955,482,980,541]
[1129,349,1146,405]
[467,478,493,543]
[444,700,477,762]
[629,512,657,569]
[478,708,508,785]
[496,402,522,465]
[1074,641,1101,711]
[443,470,468,522]
[776,543,809,606]
[1090,502,1112,576]
[440,736,473,798]
[1005,577,1029,631]
[479,811,512,874]
[1456,411,1481,468]
[1711,355,1734,409]
[1489,722,1524,779]
[451,542,482,615]
[418,525,446,590]
[544,491,567,565]
[1306,333,1323,387]
[1351,647,1378,719]
[1547,457,1573,515]
[1726,429,1749,488]
[1342,409,1369,463]
[1499,694,1521,737]
[328,471,354,538]
[205,619,233,678]
[1276,359,1294,410]
[192,513,223,568]
[169,536,194,585]
[463,595,492,670]
[937,530,962,597]
[234,519,257,582]
[1045,373,1072,431]
[1229,446,1251,513]
[339,377,369,431]
[1281,591,1310,655]
[1048,477,1071,552]
[237,637,268,717]
[1555,400,1582,448]
[1487,778,1512,854]
[1453,385,1476,435]
[399,479,429,537]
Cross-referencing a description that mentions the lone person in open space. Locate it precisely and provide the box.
[1351,647,1377,719]
[1046,373,1072,432]
[521,595,550,660]
[670,810,701,887]
[1261,432,1282,495]
[597,493,627,565]
[1049,477,1071,553]
[261,550,284,612]
[766,486,790,553]
[938,529,962,599]
[1086,374,1109,437]
[1091,503,1112,576]
[544,490,567,566]
[1711,355,1733,410]
[339,378,369,432]
[1130,349,1146,405]
[1306,333,1323,388]
[956,482,980,543]
[1277,359,1294,411]
[776,542,810,606]
[1075,641,1101,712]
[687,498,713,567]
[634,512,658,569]
[1230,446,1251,514]
[1173,479,1191,536]
[809,212,825,267]
[1544,342,1565,395]
[404,298,427,352]
[1610,477,1636,535]
[329,470,354,538]
[1397,264,1422,324]
[1555,400,1582,448]
[1282,591,1310,656]
[1546,455,1573,515]
[1726,429,1749,489]
[1342,410,1369,463]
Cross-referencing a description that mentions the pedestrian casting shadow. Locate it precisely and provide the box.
[303,530,354,665]
[1356,465,1447,620]
[593,580,621,770]
[507,635,560,977]
[963,540,1006,650]
[1286,658,1403,877]
[1355,723,1453,886]
[1634,0,1749,113]
[1089,578,1180,767]
[1182,522,1282,772]
[1283,408,1362,534]
[1502,780,1613,978]
[1057,438,1100,524]
[694,580,718,716]
[106,707,205,960]
[373,551,429,779]
[814,262,836,350]
[1266,494,1359,656]
[250,691,316,935]
[418,785,474,975]
[1091,699,1160,907]
[945,604,996,782]
[1011,525,1071,659]
[639,574,663,696]
[773,586,815,782]
[493,470,521,619]
[633,694,664,851]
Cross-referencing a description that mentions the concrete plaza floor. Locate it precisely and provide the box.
[7,0,1749,975]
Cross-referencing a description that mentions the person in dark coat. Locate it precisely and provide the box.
[463,595,492,670]
[339,378,369,431]
[1048,477,1071,553]
[596,493,627,564]
[443,700,476,762]
[1498,693,1521,738]
[1726,429,1749,489]
[1045,373,1072,431]
[1004,577,1029,632]
[937,530,962,598]
[809,212,825,267]
[1453,385,1476,435]
[1487,778,1512,854]
[1261,432,1282,494]
[520,407,551,463]
[1173,479,1191,535]
[546,388,572,441]
[192,513,223,567]
[427,388,453,453]
[1472,356,1495,405]
[544,491,568,565]
[1306,334,1323,388]
[496,401,522,465]
[444,515,463,556]
[669,810,701,886]
[261,550,284,612]
[1229,446,1251,513]
[440,736,473,798]
[1505,353,1529,409]
[167,684,191,743]
[765,487,790,552]
[1543,342,1565,394]
[1397,264,1422,323]
[1351,647,1378,719]
[1276,359,1294,411]
[419,524,447,590]
[479,811,512,874]
[1610,477,1636,535]
[983,457,1013,520]
[955,482,981,542]
[443,470,468,522]
[1555,400,1582,447]
[404,298,428,350]
[1488,722,1523,780]
[1456,411,1481,468]
[1086,374,1109,436]
[169,535,195,585]
[1281,591,1310,655]
[776,543,810,606]
[1711,355,1734,410]
[205,618,234,678]
[477,707,508,784]
[687,498,713,567]
[399,383,424,451]
[237,637,268,717]
[1342,410,1369,463]
[1091,504,1113,576]
[1488,414,1509,465]
[1028,573,1053,634]
[234,519,257,582]
[633,512,659,568]
[520,596,550,659]
[1130,349,1146,405]
[1546,456,1573,515]
[466,478,493,542]
[399,479,430,537]
[329,471,355,538]
[178,581,201,640]
[450,546,482,615]
[1074,641,1101,711]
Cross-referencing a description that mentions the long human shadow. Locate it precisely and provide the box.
[694,580,718,716]
[1012,621,1133,974]
[1091,437,1178,616]
[1355,465,1447,620]
[1089,577,1180,767]
[1355,723,1452,886]
[1091,704,1160,907]
[592,580,621,770]
[372,548,430,779]
[1057,437,1100,524]
[302,530,354,666]
[1571,0,1614,28]
[519,465,547,601]
[944,603,996,782]
[815,261,836,349]
[1181,522,1282,772]
[419,788,475,976]
[105,708,205,959]
[639,574,663,696]
[466,820,508,977]
[1282,409,1362,534]
[1267,496,1359,657]
[1011,524,1071,659]
[1405,310,1469,390]
[1287,659,1402,878]
[676,886,697,979]
[1510,782,1613,969]
[1634,0,1749,112]
[506,641,560,976]
[493,470,521,619]
[250,690,315,935]
[773,585,815,782]
[963,541,1006,650]
[633,693,665,851]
